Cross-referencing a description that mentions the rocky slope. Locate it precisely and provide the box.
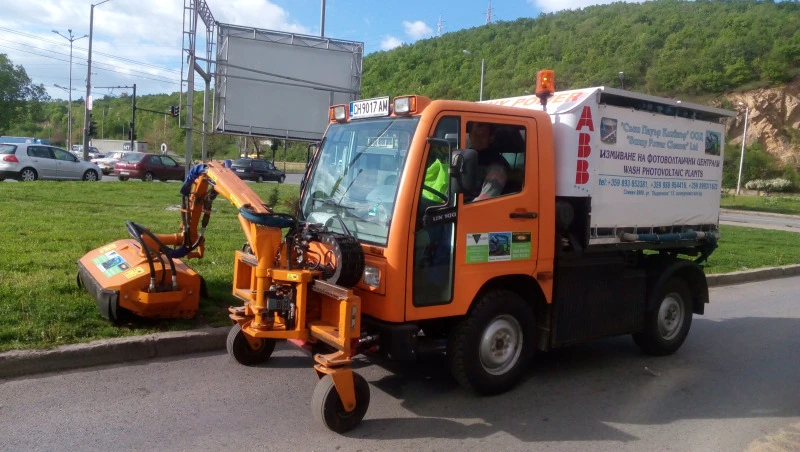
[725,79,800,167]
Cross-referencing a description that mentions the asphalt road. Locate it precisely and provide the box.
[720,211,800,232]
[1,276,798,451]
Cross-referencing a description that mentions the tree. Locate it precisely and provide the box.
[0,54,50,134]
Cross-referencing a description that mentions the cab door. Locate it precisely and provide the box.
[406,113,540,321]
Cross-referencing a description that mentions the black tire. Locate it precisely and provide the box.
[316,233,365,288]
[279,175,285,184]
[633,278,693,356]
[118,176,128,181]
[257,175,264,183]
[19,167,37,181]
[448,289,535,395]
[143,172,154,182]
[312,372,370,433]
[226,323,276,365]
[83,170,99,181]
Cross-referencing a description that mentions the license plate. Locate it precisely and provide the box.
[120,171,129,176]
[236,169,245,173]
[349,97,390,120]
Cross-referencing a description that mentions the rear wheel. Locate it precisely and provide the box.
[226,323,276,365]
[83,170,99,181]
[448,289,535,395]
[143,172,154,182]
[19,168,37,181]
[633,278,693,356]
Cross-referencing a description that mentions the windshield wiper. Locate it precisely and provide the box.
[311,197,355,237]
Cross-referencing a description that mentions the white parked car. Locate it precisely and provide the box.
[91,150,129,175]
[0,143,102,181]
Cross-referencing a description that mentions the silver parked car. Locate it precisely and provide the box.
[0,143,103,181]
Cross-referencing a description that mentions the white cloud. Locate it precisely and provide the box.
[403,20,432,40]
[380,36,403,51]
[0,0,308,98]
[528,0,642,13]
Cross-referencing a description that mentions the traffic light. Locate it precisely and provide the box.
[88,114,98,137]
[170,105,180,117]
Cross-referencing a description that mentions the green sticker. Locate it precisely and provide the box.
[466,233,489,263]
[511,231,532,260]
[92,250,130,278]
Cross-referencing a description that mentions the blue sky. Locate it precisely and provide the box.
[0,0,617,99]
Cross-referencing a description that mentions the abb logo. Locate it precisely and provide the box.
[575,106,594,184]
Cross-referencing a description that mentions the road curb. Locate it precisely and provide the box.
[0,327,228,380]
[720,208,800,219]
[3,266,800,380]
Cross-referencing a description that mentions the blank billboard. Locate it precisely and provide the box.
[214,23,363,142]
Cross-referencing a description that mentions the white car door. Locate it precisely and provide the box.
[52,148,84,179]
[26,146,59,179]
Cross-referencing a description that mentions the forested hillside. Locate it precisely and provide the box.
[2,0,799,168]
[362,0,800,100]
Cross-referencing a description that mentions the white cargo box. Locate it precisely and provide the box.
[485,88,735,242]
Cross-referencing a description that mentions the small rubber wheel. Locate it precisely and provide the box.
[226,323,275,365]
[312,372,370,433]
[633,278,693,356]
[143,172,154,182]
[257,175,264,183]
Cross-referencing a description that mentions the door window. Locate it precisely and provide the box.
[412,115,460,307]
[52,148,77,162]
[162,156,178,167]
[148,156,163,166]
[465,121,526,202]
[28,146,52,159]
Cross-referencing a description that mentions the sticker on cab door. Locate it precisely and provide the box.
[466,231,531,263]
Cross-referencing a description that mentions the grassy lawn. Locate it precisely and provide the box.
[720,193,800,215]
[1,182,798,352]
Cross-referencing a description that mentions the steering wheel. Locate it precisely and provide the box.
[422,184,447,203]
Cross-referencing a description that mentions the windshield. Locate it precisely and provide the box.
[300,116,420,246]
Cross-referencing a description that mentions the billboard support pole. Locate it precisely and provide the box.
[320,0,326,37]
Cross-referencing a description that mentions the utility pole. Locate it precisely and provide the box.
[83,0,113,161]
[130,83,136,152]
[320,0,326,37]
[52,29,87,151]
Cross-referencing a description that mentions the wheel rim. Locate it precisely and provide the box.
[86,171,97,181]
[21,170,35,181]
[145,173,153,181]
[657,293,684,340]
[479,314,523,376]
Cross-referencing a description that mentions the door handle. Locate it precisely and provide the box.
[509,211,537,219]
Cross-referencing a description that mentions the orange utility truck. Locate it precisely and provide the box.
[78,72,734,433]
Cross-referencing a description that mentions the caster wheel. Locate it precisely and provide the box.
[226,323,275,365]
[312,372,370,433]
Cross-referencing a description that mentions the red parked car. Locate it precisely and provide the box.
[114,153,185,182]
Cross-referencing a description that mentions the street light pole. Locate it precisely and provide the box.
[83,0,112,161]
[736,101,750,196]
[462,50,485,101]
[52,29,87,150]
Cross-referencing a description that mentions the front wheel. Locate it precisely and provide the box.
[83,170,99,181]
[279,175,285,184]
[448,289,535,395]
[312,372,370,433]
[633,278,693,356]
[226,323,276,365]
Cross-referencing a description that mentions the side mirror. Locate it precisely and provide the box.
[450,149,479,195]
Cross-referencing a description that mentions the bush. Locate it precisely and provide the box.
[744,178,794,192]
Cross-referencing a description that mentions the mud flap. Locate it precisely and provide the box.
[77,262,121,322]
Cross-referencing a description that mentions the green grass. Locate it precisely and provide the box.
[720,194,800,215]
[0,183,798,352]
[0,181,299,352]
[704,225,800,274]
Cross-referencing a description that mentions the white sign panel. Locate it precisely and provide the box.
[589,105,724,229]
